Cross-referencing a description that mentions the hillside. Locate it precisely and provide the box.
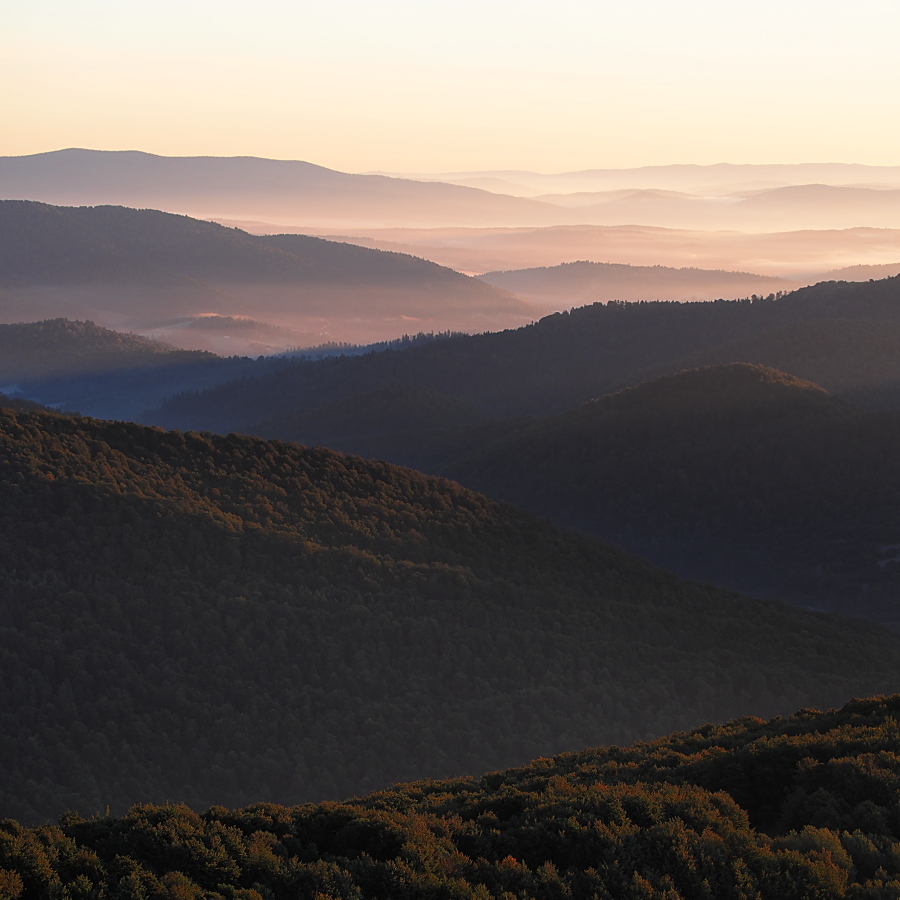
[0,318,287,420]
[0,318,186,380]
[5,152,900,233]
[479,260,793,309]
[3,407,900,822]
[8,697,900,898]
[0,150,568,228]
[448,364,900,623]
[0,201,533,346]
[635,318,900,409]
[153,275,900,436]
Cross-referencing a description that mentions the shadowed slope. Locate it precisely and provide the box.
[3,407,900,821]
[0,201,533,346]
[154,275,900,437]
[448,364,900,621]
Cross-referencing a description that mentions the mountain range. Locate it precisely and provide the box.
[153,276,900,438]
[0,150,567,228]
[479,260,793,308]
[390,162,900,195]
[447,363,900,624]
[5,152,900,234]
[0,200,530,347]
[300,222,900,280]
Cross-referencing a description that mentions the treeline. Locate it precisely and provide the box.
[0,319,187,381]
[3,407,900,822]
[0,319,293,420]
[287,331,467,360]
[154,275,900,436]
[6,696,900,898]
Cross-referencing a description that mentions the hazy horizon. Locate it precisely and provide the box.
[5,0,899,172]
[3,1,898,347]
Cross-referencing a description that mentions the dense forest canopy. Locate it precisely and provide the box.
[3,407,900,824]
[446,363,900,625]
[154,275,900,435]
[7,696,900,899]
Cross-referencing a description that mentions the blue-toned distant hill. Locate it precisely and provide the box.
[0,318,286,419]
[8,696,900,898]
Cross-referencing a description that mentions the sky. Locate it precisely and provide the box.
[3,0,900,173]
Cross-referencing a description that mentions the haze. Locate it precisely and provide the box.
[4,0,900,172]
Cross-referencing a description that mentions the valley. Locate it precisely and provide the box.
[3,156,900,898]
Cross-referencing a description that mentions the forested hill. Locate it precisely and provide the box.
[0,201,529,347]
[0,201,503,292]
[0,318,289,420]
[4,407,900,823]
[0,318,196,380]
[478,259,793,305]
[153,274,900,434]
[448,364,900,624]
[8,696,900,899]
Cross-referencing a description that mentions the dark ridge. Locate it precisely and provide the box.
[153,274,900,435]
[448,363,900,623]
[3,407,900,822]
[7,697,900,898]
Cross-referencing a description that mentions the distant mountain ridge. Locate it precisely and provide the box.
[389,162,900,194]
[479,260,794,308]
[5,151,900,233]
[10,696,900,898]
[0,150,567,228]
[0,200,533,347]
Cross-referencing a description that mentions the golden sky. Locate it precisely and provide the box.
[3,0,899,172]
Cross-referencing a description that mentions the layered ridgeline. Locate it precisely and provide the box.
[0,201,530,348]
[4,408,900,823]
[153,275,900,438]
[0,149,569,228]
[448,364,900,625]
[5,150,900,231]
[0,319,291,420]
[8,697,900,899]
[479,260,794,309]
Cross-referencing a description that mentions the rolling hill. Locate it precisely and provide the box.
[153,275,900,438]
[7,696,900,898]
[447,364,900,623]
[0,201,534,347]
[632,318,900,410]
[479,260,794,310]
[3,406,900,823]
[0,318,286,420]
[0,318,191,380]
